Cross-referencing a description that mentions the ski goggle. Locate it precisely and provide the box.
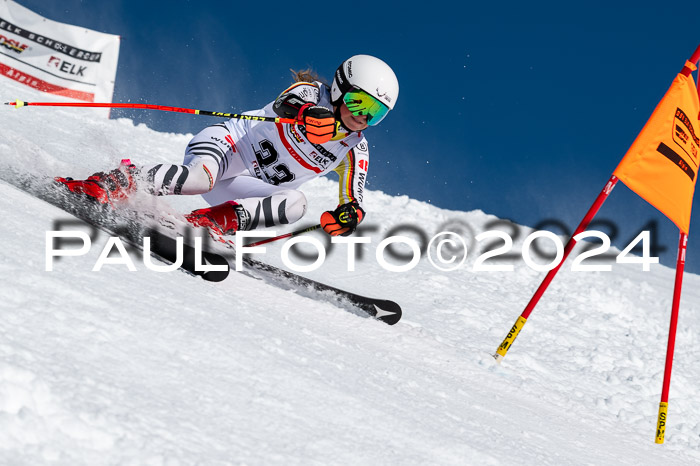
[343,88,390,126]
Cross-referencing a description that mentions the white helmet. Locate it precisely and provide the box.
[331,55,399,120]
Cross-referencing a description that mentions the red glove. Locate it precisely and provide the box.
[298,103,336,144]
[320,201,365,236]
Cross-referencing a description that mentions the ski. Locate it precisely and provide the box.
[143,224,402,324]
[239,255,402,325]
[6,174,402,325]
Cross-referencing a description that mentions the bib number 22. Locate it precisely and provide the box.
[254,139,295,185]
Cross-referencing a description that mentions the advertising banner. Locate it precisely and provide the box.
[0,0,119,109]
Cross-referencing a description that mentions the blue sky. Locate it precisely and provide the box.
[14,0,700,273]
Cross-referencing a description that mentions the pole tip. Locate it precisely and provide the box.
[7,99,25,108]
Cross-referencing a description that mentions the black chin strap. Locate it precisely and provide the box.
[334,104,353,133]
[332,63,360,134]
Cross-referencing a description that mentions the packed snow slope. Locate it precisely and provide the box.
[2,80,700,465]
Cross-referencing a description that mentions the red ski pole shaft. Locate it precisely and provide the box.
[246,224,322,248]
[5,99,299,125]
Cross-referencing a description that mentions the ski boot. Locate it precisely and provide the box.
[54,159,139,206]
[185,201,251,235]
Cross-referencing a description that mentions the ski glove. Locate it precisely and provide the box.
[298,103,336,144]
[320,201,365,236]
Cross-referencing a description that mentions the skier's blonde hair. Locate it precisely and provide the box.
[290,68,328,86]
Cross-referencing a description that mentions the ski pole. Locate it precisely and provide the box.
[245,224,322,248]
[5,99,299,124]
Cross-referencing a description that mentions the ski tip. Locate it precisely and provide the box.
[373,301,402,325]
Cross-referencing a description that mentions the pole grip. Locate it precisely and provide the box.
[494,316,527,362]
[655,402,668,444]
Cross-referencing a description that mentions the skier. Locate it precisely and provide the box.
[55,55,399,237]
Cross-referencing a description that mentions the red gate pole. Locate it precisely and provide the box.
[656,45,700,442]
[655,232,688,444]
[494,175,619,361]
[681,44,700,118]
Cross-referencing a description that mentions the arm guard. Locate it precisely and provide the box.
[273,82,321,119]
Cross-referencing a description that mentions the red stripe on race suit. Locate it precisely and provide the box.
[0,63,94,102]
[275,123,322,174]
[224,134,237,152]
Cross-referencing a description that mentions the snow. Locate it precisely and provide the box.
[2,79,700,465]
